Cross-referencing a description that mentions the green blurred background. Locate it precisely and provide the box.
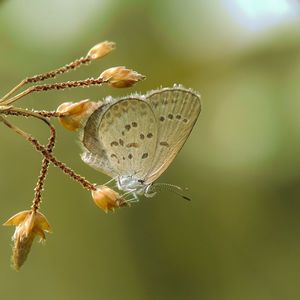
[1,0,300,299]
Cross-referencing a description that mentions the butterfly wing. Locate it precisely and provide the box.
[95,98,158,179]
[144,87,201,184]
[81,103,119,178]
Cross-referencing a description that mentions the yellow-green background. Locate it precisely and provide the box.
[1,0,300,299]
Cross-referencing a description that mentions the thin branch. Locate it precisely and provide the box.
[32,124,56,213]
[0,116,96,191]
[0,106,64,119]
[2,78,104,106]
[0,57,91,104]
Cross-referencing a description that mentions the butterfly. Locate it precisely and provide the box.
[81,86,201,200]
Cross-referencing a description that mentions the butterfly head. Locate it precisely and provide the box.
[116,175,153,196]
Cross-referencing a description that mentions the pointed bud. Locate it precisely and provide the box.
[99,66,146,88]
[87,41,116,60]
[92,186,130,213]
[4,210,51,270]
[57,99,99,131]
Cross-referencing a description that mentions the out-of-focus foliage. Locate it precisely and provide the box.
[1,0,300,299]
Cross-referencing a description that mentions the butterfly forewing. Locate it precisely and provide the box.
[98,98,158,179]
[144,88,201,183]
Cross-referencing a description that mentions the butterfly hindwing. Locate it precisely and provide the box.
[81,103,119,178]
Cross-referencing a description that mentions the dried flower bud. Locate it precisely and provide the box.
[3,210,51,270]
[87,41,116,60]
[92,186,130,213]
[57,99,99,131]
[99,66,146,88]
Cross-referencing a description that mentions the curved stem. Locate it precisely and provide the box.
[0,80,26,104]
[32,124,56,213]
[0,106,64,119]
[2,78,104,106]
[0,117,96,192]
[0,56,91,104]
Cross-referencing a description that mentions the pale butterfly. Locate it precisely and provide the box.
[81,86,201,201]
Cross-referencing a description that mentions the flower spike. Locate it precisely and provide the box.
[4,210,51,270]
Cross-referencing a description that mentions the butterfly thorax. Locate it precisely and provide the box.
[117,175,151,196]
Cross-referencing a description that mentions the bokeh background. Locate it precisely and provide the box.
[1,0,300,299]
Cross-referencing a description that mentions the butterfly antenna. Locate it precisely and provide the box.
[151,183,191,201]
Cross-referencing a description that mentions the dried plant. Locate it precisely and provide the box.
[1,41,145,270]
[1,40,201,270]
